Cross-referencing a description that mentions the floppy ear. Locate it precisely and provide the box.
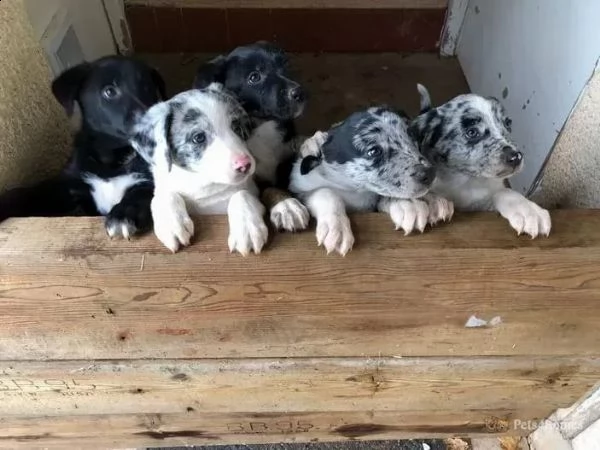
[130,103,175,172]
[151,68,167,100]
[193,55,227,89]
[300,155,322,175]
[51,62,93,116]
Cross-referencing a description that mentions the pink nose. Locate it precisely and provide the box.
[233,155,252,174]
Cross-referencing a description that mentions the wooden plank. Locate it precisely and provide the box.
[0,410,529,449]
[2,211,600,359]
[125,0,449,9]
[1,357,596,417]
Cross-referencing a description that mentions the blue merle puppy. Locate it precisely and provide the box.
[411,84,551,238]
[289,106,453,256]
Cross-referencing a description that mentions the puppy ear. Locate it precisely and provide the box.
[151,68,167,100]
[193,55,227,89]
[130,103,175,172]
[300,155,322,175]
[51,62,93,116]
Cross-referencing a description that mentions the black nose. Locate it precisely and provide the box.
[289,86,305,102]
[503,147,523,167]
[413,164,436,185]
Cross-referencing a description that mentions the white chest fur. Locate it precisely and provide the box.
[84,173,145,214]
[432,172,505,211]
[247,120,292,184]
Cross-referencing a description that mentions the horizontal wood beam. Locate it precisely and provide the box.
[2,212,600,360]
[125,0,449,9]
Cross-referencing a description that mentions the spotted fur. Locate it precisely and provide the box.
[411,84,551,238]
[289,106,437,255]
[130,84,268,254]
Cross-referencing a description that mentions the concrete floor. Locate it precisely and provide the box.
[139,52,469,136]
[141,52,469,450]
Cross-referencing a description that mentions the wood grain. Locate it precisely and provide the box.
[0,410,528,449]
[1,212,600,446]
[2,212,600,360]
[1,357,596,417]
[125,0,449,9]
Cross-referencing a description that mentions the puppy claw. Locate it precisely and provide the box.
[316,214,354,256]
[270,198,310,232]
[228,192,269,256]
[388,199,429,235]
[500,198,551,239]
[151,194,194,253]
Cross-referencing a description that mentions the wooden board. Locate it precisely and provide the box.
[125,0,449,9]
[2,212,600,360]
[1,211,600,447]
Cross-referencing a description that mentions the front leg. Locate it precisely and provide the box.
[263,187,310,232]
[105,182,154,239]
[228,190,269,256]
[151,191,194,253]
[493,188,551,238]
[306,188,354,256]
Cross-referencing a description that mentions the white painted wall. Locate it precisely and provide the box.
[24,0,115,73]
[457,0,600,195]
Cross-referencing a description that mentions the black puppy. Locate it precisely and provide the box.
[0,56,166,239]
[193,41,310,232]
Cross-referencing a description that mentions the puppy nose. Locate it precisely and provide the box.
[414,164,436,185]
[288,86,305,102]
[233,155,252,174]
[503,147,523,167]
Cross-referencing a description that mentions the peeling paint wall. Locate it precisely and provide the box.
[457,0,600,195]
[0,1,71,193]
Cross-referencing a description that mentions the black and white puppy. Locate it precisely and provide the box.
[0,56,166,238]
[411,84,551,238]
[193,41,310,232]
[289,106,452,256]
[130,84,268,255]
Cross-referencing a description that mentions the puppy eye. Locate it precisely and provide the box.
[247,71,261,85]
[367,146,383,158]
[192,132,206,145]
[504,118,513,129]
[102,85,121,100]
[232,120,248,140]
[465,128,480,139]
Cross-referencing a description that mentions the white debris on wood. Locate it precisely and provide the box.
[423,443,431,450]
[465,315,503,328]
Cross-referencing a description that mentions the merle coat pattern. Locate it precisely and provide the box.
[193,41,310,232]
[410,84,551,237]
[130,84,268,256]
[289,106,452,255]
[0,56,166,239]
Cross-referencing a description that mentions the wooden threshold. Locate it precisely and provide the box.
[1,211,599,447]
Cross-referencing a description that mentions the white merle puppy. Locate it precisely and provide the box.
[289,106,452,256]
[412,85,551,238]
[130,84,268,255]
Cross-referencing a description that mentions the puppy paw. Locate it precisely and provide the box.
[151,195,194,253]
[105,202,151,240]
[501,200,551,238]
[228,192,269,256]
[423,194,454,225]
[316,214,354,256]
[270,198,310,232]
[387,199,429,234]
[105,216,138,240]
[300,131,328,157]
